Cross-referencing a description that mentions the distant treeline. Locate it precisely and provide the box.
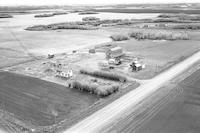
[34,12,68,18]
[110,29,190,41]
[93,9,200,14]
[26,19,138,31]
[0,14,13,18]
[26,23,98,31]
[78,11,99,15]
[158,14,200,21]
[172,24,200,30]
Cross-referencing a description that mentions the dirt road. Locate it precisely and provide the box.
[65,51,200,133]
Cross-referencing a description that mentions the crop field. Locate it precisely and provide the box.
[135,69,200,133]
[0,72,98,127]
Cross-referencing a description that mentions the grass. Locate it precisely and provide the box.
[128,29,190,40]
[70,81,119,97]
[80,69,127,82]
[110,34,130,41]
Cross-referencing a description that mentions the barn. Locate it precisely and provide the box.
[106,46,124,59]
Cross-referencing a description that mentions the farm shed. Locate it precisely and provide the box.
[106,46,124,59]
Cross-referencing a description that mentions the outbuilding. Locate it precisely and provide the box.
[106,46,124,59]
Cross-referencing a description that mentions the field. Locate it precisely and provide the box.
[135,68,200,133]
[0,71,98,128]
[114,38,200,79]
[0,26,112,68]
[0,48,32,68]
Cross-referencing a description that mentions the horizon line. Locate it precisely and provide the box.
[1,2,200,7]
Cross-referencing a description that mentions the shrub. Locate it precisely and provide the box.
[82,17,100,21]
[128,29,190,40]
[110,34,130,41]
[26,23,98,31]
[80,69,127,82]
[52,12,68,15]
[158,13,200,21]
[71,81,119,97]
[172,24,200,30]
[78,11,99,15]
[34,14,54,18]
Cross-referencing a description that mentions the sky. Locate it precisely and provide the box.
[0,0,199,6]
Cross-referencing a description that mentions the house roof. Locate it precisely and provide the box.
[135,63,142,67]
[110,46,122,52]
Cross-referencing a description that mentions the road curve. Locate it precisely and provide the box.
[65,51,200,133]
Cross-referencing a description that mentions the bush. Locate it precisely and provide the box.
[128,29,190,40]
[82,17,100,21]
[71,81,119,97]
[158,13,200,21]
[172,24,200,30]
[110,34,130,41]
[80,69,127,82]
[26,23,98,31]
[78,11,99,15]
[52,12,68,15]
[34,14,54,18]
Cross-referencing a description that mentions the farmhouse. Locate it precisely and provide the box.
[130,60,145,72]
[56,70,73,79]
[106,46,124,59]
